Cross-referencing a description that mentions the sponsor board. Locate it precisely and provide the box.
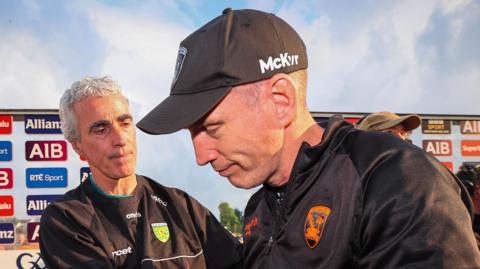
[422,140,452,156]
[442,161,454,171]
[27,223,40,243]
[0,250,46,269]
[461,140,480,156]
[0,195,14,216]
[0,223,15,244]
[345,118,360,124]
[26,195,63,216]
[461,120,480,134]
[0,141,12,161]
[80,167,91,182]
[421,119,451,134]
[24,115,62,134]
[25,140,67,161]
[0,115,12,134]
[0,168,13,189]
[26,167,68,188]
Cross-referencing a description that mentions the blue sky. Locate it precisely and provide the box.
[1,0,479,217]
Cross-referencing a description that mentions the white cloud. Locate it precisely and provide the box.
[80,2,192,118]
[270,0,479,114]
[0,31,69,109]
[440,0,471,14]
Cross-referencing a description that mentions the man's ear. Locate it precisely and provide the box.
[70,140,86,160]
[269,73,297,127]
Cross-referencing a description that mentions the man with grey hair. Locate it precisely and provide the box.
[39,76,243,268]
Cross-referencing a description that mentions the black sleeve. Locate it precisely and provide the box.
[358,147,480,268]
[185,195,244,269]
[39,204,115,269]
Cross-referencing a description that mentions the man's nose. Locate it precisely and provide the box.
[111,125,128,147]
[191,132,218,166]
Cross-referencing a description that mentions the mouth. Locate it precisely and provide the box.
[215,164,234,177]
[109,151,133,160]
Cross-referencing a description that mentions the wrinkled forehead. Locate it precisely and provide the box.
[74,95,131,122]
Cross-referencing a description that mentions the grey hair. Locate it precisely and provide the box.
[59,76,127,141]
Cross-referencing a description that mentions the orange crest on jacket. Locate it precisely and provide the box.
[304,205,331,249]
[244,216,258,237]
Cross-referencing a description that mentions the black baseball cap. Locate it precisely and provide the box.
[137,8,308,134]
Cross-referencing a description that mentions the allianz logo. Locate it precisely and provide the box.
[0,230,14,239]
[126,212,142,219]
[259,52,300,74]
[112,246,132,258]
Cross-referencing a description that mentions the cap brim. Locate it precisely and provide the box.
[137,86,231,135]
[399,114,421,131]
[373,114,421,131]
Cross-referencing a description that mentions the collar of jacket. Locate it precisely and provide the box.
[263,114,355,207]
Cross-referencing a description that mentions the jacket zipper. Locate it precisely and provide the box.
[265,191,285,256]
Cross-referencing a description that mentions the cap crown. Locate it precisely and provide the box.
[356,111,421,131]
[171,9,308,95]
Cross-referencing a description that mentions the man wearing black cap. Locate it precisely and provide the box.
[138,8,480,268]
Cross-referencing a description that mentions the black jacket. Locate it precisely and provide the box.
[40,175,243,268]
[243,116,480,268]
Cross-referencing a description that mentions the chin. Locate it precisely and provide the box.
[228,177,261,190]
[115,167,136,178]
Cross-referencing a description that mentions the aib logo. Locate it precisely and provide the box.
[16,252,46,269]
[25,141,67,161]
[0,168,13,189]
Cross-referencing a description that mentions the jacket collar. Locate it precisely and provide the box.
[263,115,354,203]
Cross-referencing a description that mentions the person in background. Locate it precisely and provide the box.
[136,8,480,268]
[457,163,480,245]
[39,76,242,269]
[355,111,421,141]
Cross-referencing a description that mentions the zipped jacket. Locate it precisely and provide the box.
[243,115,480,268]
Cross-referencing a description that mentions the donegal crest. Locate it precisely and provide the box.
[151,223,170,243]
[304,205,331,249]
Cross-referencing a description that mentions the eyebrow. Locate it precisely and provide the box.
[117,114,133,122]
[88,114,133,133]
[204,119,224,127]
[89,120,111,133]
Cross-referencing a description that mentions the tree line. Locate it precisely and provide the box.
[218,202,243,234]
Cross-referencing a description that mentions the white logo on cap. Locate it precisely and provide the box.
[259,52,299,74]
[171,46,187,87]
